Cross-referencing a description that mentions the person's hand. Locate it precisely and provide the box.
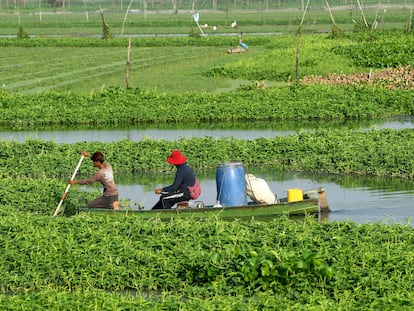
[155,188,162,194]
[81,150,91,157]
[69,180,77,185]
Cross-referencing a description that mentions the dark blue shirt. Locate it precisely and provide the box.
[163,163,195,196]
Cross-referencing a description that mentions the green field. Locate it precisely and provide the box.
[0,0,413,36]
[1,44,257,94]
[1,0,413,94]
[1,32,413,94]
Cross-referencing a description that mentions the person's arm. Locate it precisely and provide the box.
[68,151,94,185]
[162,172,184,193]
[69,170,101,185]
[81,150,91,158]
[155,170,184,194]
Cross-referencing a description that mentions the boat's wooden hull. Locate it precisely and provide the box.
[80,197,320,220]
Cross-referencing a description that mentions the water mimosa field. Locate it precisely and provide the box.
[1,1,414,309]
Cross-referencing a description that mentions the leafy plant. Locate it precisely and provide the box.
[16,25,29,39]
[99,8,112,40]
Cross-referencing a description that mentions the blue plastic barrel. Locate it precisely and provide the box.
[216,162,247,207]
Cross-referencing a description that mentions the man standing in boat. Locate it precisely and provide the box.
[69,150,119,210]
[152,150,197,210]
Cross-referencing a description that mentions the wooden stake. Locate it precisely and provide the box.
[318,189,330,211]
[295,0,310,81]
[324,0,336,25]
[121,0,134,36]
[126,37,131,89]
[356,0,369,28]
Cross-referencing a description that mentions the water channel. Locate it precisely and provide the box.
[2,117,414,226]
[2,117,414,143]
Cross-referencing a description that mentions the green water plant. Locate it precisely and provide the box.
[0,214,413,309]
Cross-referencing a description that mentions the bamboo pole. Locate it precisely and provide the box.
[125,37,131,89]
[370,1,381,37]
[121,0,134,36]
[193,12,205,36]
[38,0,42,22]
[380,8,386,30]
[407,9,413,33]
[144,0,147,22]
[295,0,310,81]
[84,0,89,22]
[53,155,84,217]
[324,0,336,25]
[356,0,369,28]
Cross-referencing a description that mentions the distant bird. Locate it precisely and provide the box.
[231,21,237,28]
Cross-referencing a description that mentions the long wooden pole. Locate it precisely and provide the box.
[295,0,310,81]
[53,155,84,217]
[324,0,336,25]
[121,0,134,35]
[126,37,131,89]
[356,0,368,28]
[371,1,381,36]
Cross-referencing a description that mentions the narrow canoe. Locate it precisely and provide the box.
[80,188,329,220]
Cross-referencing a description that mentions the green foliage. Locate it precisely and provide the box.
[235,248,334,291]
[0,176,97,215]
[405,12,413,33]
[332,32,414,68]
[353,15,369,33]
[0,85,412,127]
[1,32,412,94]
[0,215,413,309]
[0,35,270,48]
[329,24,341,39]
[99,9,112,40]
[208,32,414,80]
[16,25,29,39]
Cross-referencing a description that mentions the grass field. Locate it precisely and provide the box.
[2,29,412,94]
[1,1,413,95]
[1,43,269,94]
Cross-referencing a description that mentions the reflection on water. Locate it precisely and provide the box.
[112,169,414,227]
[0,117,413,143]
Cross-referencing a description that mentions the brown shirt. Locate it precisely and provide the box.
[77,163,118,196]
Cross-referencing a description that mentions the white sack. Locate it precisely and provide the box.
[245,174,278,204]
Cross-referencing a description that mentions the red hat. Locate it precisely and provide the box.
[167,150,187,165]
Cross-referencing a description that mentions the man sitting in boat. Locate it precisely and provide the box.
[152,150,199,210]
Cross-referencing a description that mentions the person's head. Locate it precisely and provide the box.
[91,151,105,164]
[166,150,187,166]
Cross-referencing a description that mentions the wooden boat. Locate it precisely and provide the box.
[80,187,329,220]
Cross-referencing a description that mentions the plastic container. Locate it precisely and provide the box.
[287,188,303,202]
[216,162,247,207]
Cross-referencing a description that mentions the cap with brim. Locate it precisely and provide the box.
[167,150,187,165]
